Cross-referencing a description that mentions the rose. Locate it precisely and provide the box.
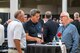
[57,32,62,39]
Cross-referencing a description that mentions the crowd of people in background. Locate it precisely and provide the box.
[0,9,80,53]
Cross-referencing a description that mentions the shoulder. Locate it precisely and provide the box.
[14,21,22,26]
[68,24,78,32]
[69,24,76,29]
[72,20,80,24]
[23,22,29,29]
[9,21,22,27]
[23,20,31,26]
[46,20,58,25]
[44,20,51,25]
[58,25,63,29]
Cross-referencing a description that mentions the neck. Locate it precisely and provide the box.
[16,18,23,22]
[31,18,36,23]
[63,21,70,26]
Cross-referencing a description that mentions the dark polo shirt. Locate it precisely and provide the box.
[23,20,42,43]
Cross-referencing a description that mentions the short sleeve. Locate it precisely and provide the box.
[13,23,22,40]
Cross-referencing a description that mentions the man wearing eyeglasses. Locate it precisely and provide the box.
[56,12,79,53]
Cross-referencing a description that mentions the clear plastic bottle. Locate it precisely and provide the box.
[52,37,56,45]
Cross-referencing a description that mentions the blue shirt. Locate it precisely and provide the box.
[56,24,79,53]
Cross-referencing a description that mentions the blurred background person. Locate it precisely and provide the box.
[0,18,4,50]
[42,14,48,23]
[23,15,31,23]
[71,12,80,52]
[71,12,80,35]
[43,11,59,43]
[23,15,27,22]
[3,19,12,38]
[53,18,57,22]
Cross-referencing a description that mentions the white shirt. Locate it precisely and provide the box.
[43,18,48,23]
[0,24,4,46]
[7,20,26,48]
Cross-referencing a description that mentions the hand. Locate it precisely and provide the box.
[35,38,44,44]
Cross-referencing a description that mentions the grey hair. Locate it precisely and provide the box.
[30,9,40,16]
[74,12,79,18]
[45,11,52,19]
[14,10,23,18]
[60,12,70,18]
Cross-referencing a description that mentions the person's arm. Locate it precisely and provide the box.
[26,33,43,44]
[70,28,79,53]
[13,23,23,53]
[14,39,22,53]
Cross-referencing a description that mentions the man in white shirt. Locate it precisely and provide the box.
[7,10,26,53]
[0,18,4,49]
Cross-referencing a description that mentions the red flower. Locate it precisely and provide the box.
[57,32,62,39]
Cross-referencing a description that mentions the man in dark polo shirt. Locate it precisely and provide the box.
[23,9,43,44]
